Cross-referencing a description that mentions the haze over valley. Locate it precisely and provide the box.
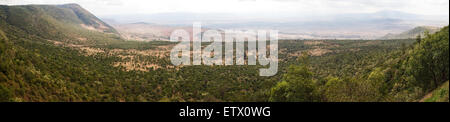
[102,10,448,40]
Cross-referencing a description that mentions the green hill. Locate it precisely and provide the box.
[270,26,449,102]
[0,4,136,102]
[57,3,117,33]
[0,4,120,45]
[382,26,441,39]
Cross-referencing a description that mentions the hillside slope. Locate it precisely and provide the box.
[270,26,449,102]
[381,26,441,39]
[0,4,140,102]
[421,81,449,102]
[0,4,120,45]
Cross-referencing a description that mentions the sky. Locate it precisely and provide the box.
[1,0,449,16]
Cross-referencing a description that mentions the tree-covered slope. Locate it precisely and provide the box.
[271,26,449,102]
[0,4,153,102]
[421,81,449,102]
[0,21,170,102]
[0,4,120,45]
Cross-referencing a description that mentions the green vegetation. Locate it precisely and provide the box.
[270,26,449,102]
[270,52,320,102]
[422,81,449,102]
[0,4,448,102]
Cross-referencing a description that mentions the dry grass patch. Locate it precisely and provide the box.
[308,48,332,56]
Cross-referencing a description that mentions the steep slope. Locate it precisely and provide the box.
[269,26,449,102]
[421,81,449,102]
[382,26,441,39]
[57,4,117,33]
[0,4,137,102]
[382,26,449,101]
[0,4,119,45]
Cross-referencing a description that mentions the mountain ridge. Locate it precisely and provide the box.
[0,4,118,42]
[381,26,441,39]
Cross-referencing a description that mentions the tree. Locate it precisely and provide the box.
[269,52,320,102]
[406,26,449,90]
[415,35,421,44]
[324,76,350,102]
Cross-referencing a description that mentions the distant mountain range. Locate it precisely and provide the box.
[102,10,448,39]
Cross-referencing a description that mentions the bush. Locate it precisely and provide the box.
[0,85,12,102]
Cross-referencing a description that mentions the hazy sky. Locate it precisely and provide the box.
[1,0,449,16]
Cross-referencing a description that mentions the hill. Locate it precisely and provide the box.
[0,4,120,45]
[381,26,441,39]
